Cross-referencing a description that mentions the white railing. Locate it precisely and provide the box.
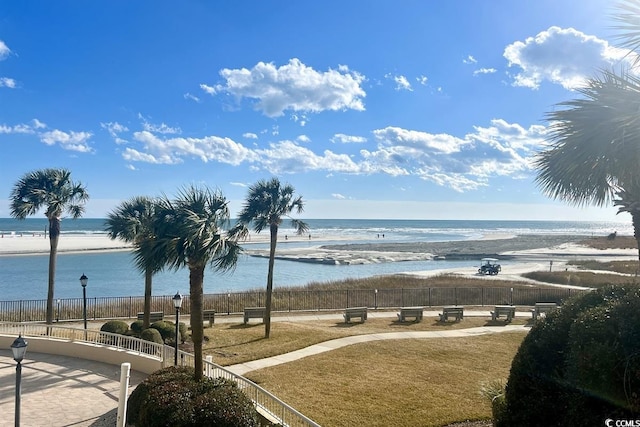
[0,323,320,427]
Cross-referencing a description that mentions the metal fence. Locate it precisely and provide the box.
[0,287,586,322]
[0,323,320,427]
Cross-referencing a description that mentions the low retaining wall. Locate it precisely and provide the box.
[0,335,162,374]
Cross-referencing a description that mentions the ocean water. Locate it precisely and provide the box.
[0,218,632,301]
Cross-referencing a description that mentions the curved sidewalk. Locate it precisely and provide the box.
[0,351,147,427]
[227,322,530,376]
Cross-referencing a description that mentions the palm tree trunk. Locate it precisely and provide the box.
[265,223,278,338]
[46,216,61,325]
[143,267,152,328]
[632,211,640,277]
[189,265,205,381]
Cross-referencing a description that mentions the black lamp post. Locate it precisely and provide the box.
[173,292,182,366]
[80,274,88,333]
[11,335,28,427]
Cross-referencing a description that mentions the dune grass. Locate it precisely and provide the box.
[246,332,526,427]
[522,270,639,288]
[568,259,639,275]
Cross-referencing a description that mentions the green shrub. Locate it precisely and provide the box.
[140,328,163,344]
[179,322,188,343]
[151,320,176,341]
[130,320,145,334]
[127,366,259,427]
[501,285,640,426]
[100,320,129,335]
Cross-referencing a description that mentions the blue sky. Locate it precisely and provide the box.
[0,0,631,220]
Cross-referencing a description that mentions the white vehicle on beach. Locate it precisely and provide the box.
[478,258,501,275]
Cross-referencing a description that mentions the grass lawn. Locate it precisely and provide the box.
[202,315,530,366]
[246,332,526,427]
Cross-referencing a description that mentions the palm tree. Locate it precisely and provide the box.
[236,178,308,338]
[534,70,640,263]
[105,196,162,329]
[10,168,89,324]
[152,186,242,380]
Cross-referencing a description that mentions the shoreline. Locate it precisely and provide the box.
[1,233,636,267]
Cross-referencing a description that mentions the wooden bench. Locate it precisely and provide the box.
[439,305,464,322]
[243,307,266,324]
[397,306,424,322]
[531,302,558,320]
[203,309,216,327]
[344,307,367,323]
[137,311,164,322]
[491,305,515,322]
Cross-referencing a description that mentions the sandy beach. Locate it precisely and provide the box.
[3,232,635,266]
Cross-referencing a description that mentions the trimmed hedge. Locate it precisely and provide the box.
[100,320,129,335]
[150,320,176,341]
[140,328,163,344]
[130,320,145,335]
[127,366,259,427]
[500,285,640,426]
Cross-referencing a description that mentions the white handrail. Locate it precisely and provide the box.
[0,322,320,427]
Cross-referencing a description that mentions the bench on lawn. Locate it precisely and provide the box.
[137,311,164,323]
[203,309,216,327]
[344,306,368,323]
[439,305,464,322]
[243,307,266,324]
[397,306,424,322]
[491,305,515,322]
[531,302,558,320]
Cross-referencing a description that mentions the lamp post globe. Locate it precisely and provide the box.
[173,292,182,366]
[80,274,88,332]
[11,335,28,427]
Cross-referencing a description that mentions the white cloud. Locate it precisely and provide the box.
[296,135,311,143]
[463,55,477,64]
[199,83,219,95]
[0,119,47,135]
[230,182,248,187]
[332,193,346,199]
[0,41,10,60]
[385,73,413,91]
[504,26,635,90]
[0,77,16,88]
[473,68,497,76]
[32,119,46,129]
[101,122,128,137]
[119,116,546,194]
[136,113,181,134]
[183,92,200,102]
[202,58,366,117]
[128,131,256,165]
[331,133,367,144]
[373,126,469,154]
[40,129,93,152]
[255,140,361,174]
[242,132,258,139]
[416,75,428,85]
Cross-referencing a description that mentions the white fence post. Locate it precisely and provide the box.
[116,362,131,427]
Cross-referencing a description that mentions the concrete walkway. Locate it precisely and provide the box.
[0,351,146,426]
[227,323,529,375]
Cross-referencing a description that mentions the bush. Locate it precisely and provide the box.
[130,320,145,335]
[100,320,129,335]
[179,322,188,343]
[500,285,640,426]
[151,320,176,342]
[140,328,163,344]
[127,366,259,427]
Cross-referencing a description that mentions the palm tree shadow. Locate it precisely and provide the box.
[228,323,263,330]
